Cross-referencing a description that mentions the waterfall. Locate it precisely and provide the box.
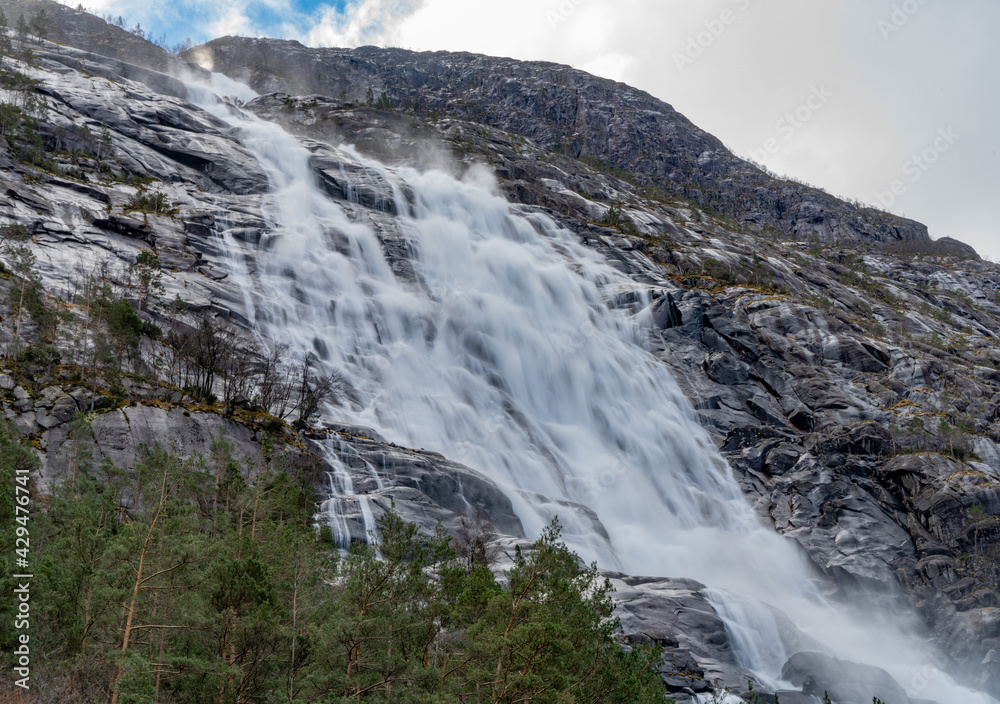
[318,441,379,547]
[706,589,789,688]
[184,79,995,704]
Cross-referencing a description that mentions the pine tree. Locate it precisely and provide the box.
[308,510,455,699]
[461,518,663,703]
[30,8,48,42]
[130,250,163,312]
[0,103,21,137]
[29,442,663,702]
[0,8,11,56]
[102,297,144,370]
[107,446,207,704]
[36,467,118,659]
[303,512,663,702]
[15,13,29,53]
[5,238,39,374]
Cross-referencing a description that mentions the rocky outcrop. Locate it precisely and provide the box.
[303,428,525,543]
[613,575,744,698]
[194,37,931,246]
[3,9,1000,701]
[1,0,182,72]
[782,652,912,704]
[1,378,524,557]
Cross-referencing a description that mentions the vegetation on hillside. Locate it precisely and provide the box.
[0,423,664,703]
[1,215,339,430]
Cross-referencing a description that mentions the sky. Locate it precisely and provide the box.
[64,0,1000,260]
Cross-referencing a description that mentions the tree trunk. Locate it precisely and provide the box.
[110,466,170,704]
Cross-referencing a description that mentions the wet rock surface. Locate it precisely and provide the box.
[3,10,1000,702]
[304,431,525,544]
[782,652,919,704]
[197,37,930,246]
[612,575,744,692]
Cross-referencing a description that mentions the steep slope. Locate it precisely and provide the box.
[193,36,933,246]
[1,9,1000,704]
[1,0,180,70]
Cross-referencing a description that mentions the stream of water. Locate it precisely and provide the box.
[186,75,994,704]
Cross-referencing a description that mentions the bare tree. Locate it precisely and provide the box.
[291,357,346,427]
[453,510,502,571]
[254,340,293,417]
[219,324,259,413]
[163,325,194,390]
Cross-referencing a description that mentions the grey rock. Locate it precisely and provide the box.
[15,412,41,436]
[199,38,932,247]
[608,574,750,690]
[35,385,64,409]
[773,692,822,704]
[35,408,63,430]
[623,629,680,649]
[86,405,257,471]
[2,9,999,698]
[764,443,802,476]
[656,648,711,692]
[308,434,525,544]
[705,350,752,386]
[782,651,911,704]
[50,394,81,424]
[13,398,33,413]
[324,423,387,443]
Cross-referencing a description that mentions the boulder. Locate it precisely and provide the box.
[782,651,911,704]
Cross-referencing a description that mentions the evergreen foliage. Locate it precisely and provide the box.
[15,436,664,703]
[0,8,11,56]
[31,8,49,42]
[125,190,173,215]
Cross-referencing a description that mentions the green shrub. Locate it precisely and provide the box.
[124,190,172,214]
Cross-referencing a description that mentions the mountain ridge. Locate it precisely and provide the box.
[1,5,999,703]
[191,35,941,249]
[0,0,967,253]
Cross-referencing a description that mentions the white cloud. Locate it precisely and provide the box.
[308,0,423,48]
[578,53,636,83]
[208,5,255,38]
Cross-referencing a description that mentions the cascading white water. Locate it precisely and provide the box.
[318,441,379,547]
[321,469,352,547]
[706,589,789,689]
[186,77,995,704]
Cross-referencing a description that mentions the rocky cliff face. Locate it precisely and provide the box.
[2,10,1000,704]
[236,88,1000,698]
[0,0,181,70]
[193,36,933,246]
